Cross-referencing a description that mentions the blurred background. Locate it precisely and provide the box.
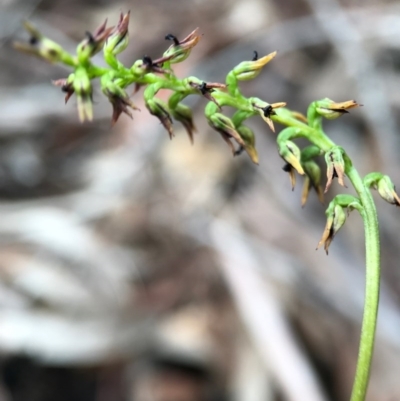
[1,0,400,400]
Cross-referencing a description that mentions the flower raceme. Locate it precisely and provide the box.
[15,13,289,161]
[14,14,400,401]
[15,13,398,248]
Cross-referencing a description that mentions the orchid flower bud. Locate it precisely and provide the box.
[364,173,400,206]
[14,21,75,66]
[101,76,139,125]
[154,28,201,65]
[146,98,173,139]
[237,125,259,165]
[170,103,196,144]
[302,161,324,207]
[278,140,304,175]
[77,19,113,62]
[104,12,130,57]
[315,98,359,120]
[376,176,400,206]
[232,51,276,81]
[208,113,246,157]
[317,195,361,254]
[317,203,347,254]
[325,147,347,193]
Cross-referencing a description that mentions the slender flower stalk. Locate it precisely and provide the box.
[271,105,381,401]
[15,14,395,401]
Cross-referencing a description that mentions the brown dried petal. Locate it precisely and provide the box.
[52,78,74,104]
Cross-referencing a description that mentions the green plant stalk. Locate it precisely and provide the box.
[347,167,380,401]
[272,111,380,401]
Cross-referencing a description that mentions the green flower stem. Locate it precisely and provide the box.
[104,52,124,70]
[87,65,111,78]
[162,61,175,80]
[168,92,184,109]
[306,101,323,130]
[347,166,380,401]
[204,101,218,119]
[60,52,77,67]
[272,108,380,401]
[232,110,255,127]
[225,70,244,100]
[212,91,251,110]
[168,92,188,109]
[273,109,334,150]
[301,145,322,161]
[143,78,184,99]
[272,109,313,132]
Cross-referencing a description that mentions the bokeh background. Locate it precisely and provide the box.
[1,0,400,400]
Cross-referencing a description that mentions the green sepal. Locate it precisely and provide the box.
[324,146,347,192]
[237,125,259,165]
[73,67,93,122]
[170,103,196,144]
[364,173,400,206]
[317,194,362,254]
[146,97,173,139]
[278,139,304,175]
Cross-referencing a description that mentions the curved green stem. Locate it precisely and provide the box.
[232,110,254,127]
[273,108,380,401]
[347,167,380,401]
[212,91,251,109]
